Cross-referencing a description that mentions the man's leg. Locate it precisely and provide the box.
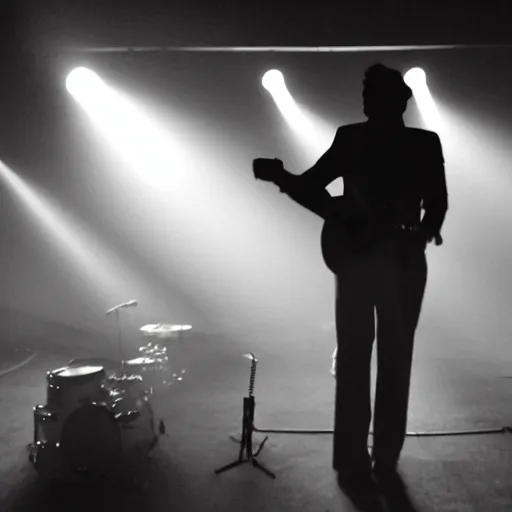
[371,237,427,468]
[333,257,376,476]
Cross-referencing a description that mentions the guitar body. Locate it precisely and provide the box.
[320,197,377,275]
[254,157,435,276]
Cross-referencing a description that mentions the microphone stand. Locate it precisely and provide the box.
[106,301,136,360]
[214,353,275,478]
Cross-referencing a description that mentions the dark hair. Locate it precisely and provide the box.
[363,63,413,103]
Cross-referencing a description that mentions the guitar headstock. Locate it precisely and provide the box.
[253,158,284,182]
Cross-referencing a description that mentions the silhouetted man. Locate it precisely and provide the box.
[254,63,448,511]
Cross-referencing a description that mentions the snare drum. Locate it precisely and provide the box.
[47,365,106,413]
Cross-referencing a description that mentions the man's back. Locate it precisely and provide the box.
[336,121,445,228]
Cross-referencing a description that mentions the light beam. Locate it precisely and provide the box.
[66,67,188,191]
[0,160,138,306]
[404,67,441,129]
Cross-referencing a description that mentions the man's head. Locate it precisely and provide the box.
[362,63,412,120]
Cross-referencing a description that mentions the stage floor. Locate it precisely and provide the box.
[0,326,511,512]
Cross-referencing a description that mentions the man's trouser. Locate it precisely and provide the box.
[332,230,427,474]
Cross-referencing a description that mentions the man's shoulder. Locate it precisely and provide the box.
[333,123,366,141]
[336,122,366,133]
[336,123,439,139]
[404,127,440,140]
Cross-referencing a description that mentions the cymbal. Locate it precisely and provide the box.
[140,323,192,338]
[123,357,157,366]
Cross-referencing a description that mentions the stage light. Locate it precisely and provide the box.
[66,67,105,97]
[404,67,427,89]
[404,67,440,129]
[262,69,286,93]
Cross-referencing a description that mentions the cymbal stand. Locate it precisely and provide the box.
[214,353,275,478]
[115,309,126,360]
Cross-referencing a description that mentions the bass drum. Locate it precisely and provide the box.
[113,395,159,486]
[60,403,123,479]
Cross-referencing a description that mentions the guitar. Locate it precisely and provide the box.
[253,158,377,274]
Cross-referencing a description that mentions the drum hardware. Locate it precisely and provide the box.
[127,338,187,391]
[214,353,275,478]
[34,404,58,421]
[137,324,191,387]
[115,409,143,424]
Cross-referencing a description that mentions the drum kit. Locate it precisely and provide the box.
[28,322,192,485]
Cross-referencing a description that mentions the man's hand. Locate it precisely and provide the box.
[253,158,284,182]
[417,226,444,246]
[417,227,433,244]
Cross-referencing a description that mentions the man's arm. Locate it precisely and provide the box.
[419,132,448,242]
[271,127,346,219]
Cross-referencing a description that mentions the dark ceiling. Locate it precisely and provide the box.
[0,0,510,157]
[3,0,512,52]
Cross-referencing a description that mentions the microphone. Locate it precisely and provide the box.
[105,300,138,315]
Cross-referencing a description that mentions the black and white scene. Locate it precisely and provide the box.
[0,2,511,511]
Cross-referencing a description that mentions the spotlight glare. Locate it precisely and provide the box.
[404,67,441,129]
[66,67,105,98]
[262,69,285,92]
[404,67,427,89]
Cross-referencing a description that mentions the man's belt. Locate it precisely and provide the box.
[390,223,443,245]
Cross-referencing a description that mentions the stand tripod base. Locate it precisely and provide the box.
[214,396,276,479]
[214,454,275,478]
